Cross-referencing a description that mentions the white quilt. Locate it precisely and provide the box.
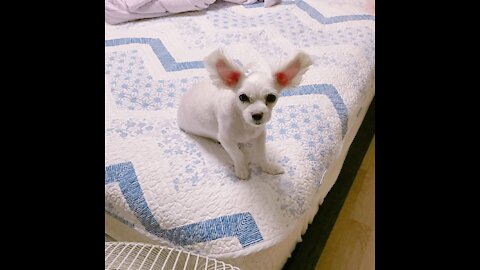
[105,0,375,268]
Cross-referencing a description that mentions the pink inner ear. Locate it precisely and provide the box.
[275,72,288,86]
[216,60,241,87]
[276,59,301,87]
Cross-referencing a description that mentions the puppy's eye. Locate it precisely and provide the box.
[239,94,250,102]
[266,94,277,103]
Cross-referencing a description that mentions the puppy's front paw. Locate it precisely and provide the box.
[261,162,285,175]
[234,165,250,180]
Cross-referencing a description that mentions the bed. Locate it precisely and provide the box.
[105,1,375,269]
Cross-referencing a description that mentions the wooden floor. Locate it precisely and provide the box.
[315,136,375,270]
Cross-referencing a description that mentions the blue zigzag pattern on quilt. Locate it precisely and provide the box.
[105,161,264,247]
[105,40,348,137]
[245,0,375,24]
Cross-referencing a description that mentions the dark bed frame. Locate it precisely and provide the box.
[282,97,375,270]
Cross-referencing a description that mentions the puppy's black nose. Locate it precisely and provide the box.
[252,113,263,121]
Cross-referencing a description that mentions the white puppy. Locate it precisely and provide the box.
[177,48,312,179]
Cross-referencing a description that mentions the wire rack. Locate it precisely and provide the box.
[105,242,241,270]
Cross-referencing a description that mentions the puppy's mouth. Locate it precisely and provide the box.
[244,116,268,127]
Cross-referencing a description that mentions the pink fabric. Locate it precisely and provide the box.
[105,0,280,25]
[105,0,213,24]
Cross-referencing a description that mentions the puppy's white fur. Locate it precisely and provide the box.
[178,48,313,179]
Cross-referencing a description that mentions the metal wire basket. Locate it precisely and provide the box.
[105,242,240,270]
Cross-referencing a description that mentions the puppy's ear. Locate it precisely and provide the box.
[204,48,244,90]
[273,51,313,91]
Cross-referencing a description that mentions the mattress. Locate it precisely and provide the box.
[105,1,375,269]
